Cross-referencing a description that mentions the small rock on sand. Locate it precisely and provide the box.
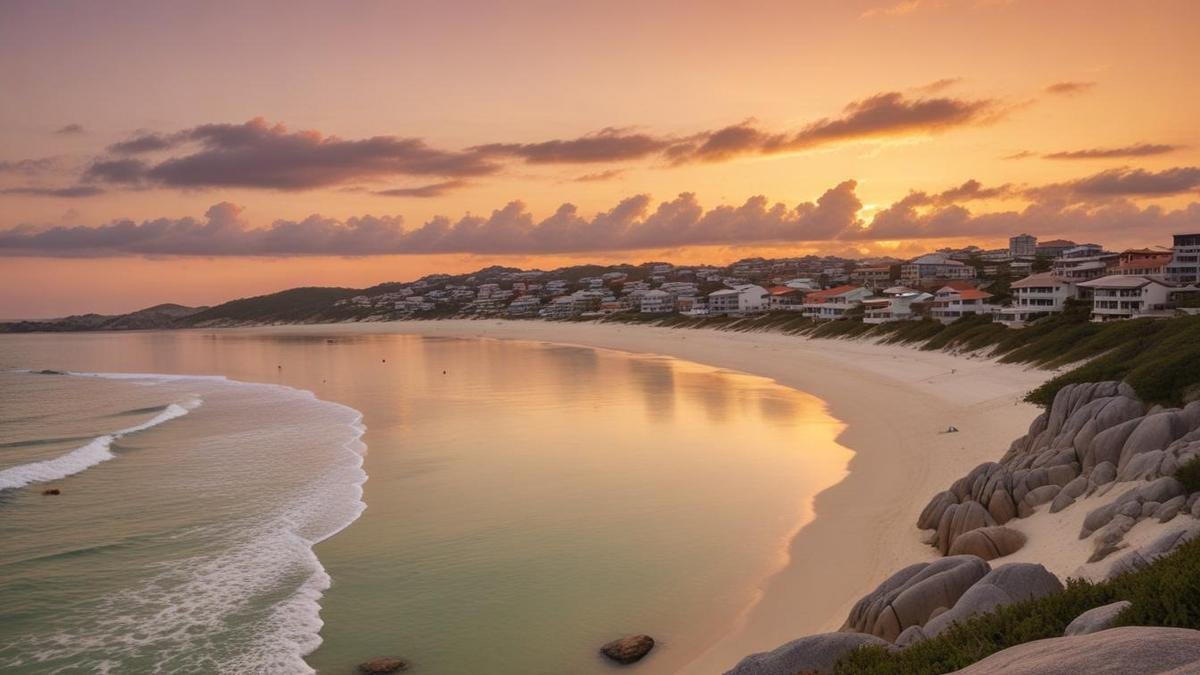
[42,488,61,496]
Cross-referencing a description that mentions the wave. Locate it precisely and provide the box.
[0,398,200,492]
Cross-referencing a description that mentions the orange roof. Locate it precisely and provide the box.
[956,289,993,300]
[806,284,864,300]
[766,285,798,295]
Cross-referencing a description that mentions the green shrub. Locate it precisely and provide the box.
[1175,456,1200,494]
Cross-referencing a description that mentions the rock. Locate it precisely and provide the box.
[948,526,1027,560]
[724,632,890,675]
[1064,601,1132,636]
[1138,476,1184,504]
[357,657,409,673]
[894,625,928,648]
[1018,484,1061,517]
[1090,461,1117,489]
[954,627,1200,674]
[600,635,655,664]
[1141,501,1161,519]
[841,556,990,641]
[1157,495,1187,522]
[921,563,1064,639]
[1089,514,1135,562]
[1107,521,1200,579]
[936,501,996,555]
[41,488,61,496]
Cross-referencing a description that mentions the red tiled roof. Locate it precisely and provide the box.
[956,289,994,300]
[806,284,864,300]
[940,280,976,291]
[766,286,798,295]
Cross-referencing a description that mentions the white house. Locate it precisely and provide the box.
[862,288,933,324]
[1076,275,1177,321]
[1166,233,1200,284]
[506,295,542,317]
[900,254,977,286]
[802,285,873,320]
[538,296,578,320]
[995,273,1076,327]
[930,286,994,323]
[766,286,806,311]
[640,289,675,314]
[707,284,768,316]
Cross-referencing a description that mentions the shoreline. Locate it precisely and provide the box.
[303,319,1052,672]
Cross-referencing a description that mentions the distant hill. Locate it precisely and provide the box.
[0,303,208,333]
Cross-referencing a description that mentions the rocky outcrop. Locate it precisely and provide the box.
[599,635,655,664]
[1106,521,1200,579]
[917,382,1200,563]
[840,556,991,641]
[954,627,1200,674]
[1064,600,1131,636]
[918,564,1063,641]
[724,632,890,675]
[947,526,1027,560]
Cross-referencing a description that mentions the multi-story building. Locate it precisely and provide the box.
[930,286,995,323]
[802,285,872,320]
[1116,249,1173,276]
[1076,275,1177,321]
[1052,246,1118,282]
[900,254,977,286]
[707,284,768,316]
[765,286,806,311]
[1036,239,1077,259]
[639,289,675,314]
[1009,234,1037,258]
[850,265,894,289]
[506,295,542,317]
[995,273,1075,327]
[1166,233,1200,284]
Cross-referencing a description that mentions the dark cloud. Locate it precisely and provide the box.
[0,186,104,198]
[1044,81,1096,96]
[86,118,499,191]
[108,132,178,154]
[1003,150,1035,160]
[1043,143,1182,160]
[665,92,999,163]
[472,127,671,164]
[53,124,85,135]
[0,157,68,175]
[901,179,1016,206]
[1034,166,1200,198]
[915,78,962,93]
[374,180,470,198]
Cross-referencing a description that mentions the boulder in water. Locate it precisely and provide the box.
[357,657,409,673]
[42,488,61,496]
[600,635,655,664]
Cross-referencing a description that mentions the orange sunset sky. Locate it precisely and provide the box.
[1,0,1198,318]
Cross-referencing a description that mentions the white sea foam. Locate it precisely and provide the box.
[0,398,201,491]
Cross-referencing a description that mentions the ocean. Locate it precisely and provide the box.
[0,327,849,673]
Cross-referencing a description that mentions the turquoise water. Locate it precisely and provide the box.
[0,329,849,673]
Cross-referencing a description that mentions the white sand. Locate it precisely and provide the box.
[365,319,1054,672]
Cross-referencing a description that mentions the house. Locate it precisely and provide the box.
[707,284,768,315]
[676,296,706,315]
[784,278,821,291]
[539,296,579,320]
[640,289,675,314]
[802,285,872,320]
[766,286,806,311]
[1009,234,1037,258]
[995,273,1075,327]
[506,295,542,317]
[1116,249,1173,276]
[1036,239,1078,259]
[862,287,933,324]
[900,254,977,286]
[1076,275,1178,321]
[1052,246,1118,282]
[1166,233,1200,284]
[850,265,894,289]
[930,286,994,323]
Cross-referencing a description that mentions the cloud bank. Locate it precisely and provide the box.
[3,169,1197,257]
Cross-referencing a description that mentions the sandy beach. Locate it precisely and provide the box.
[357,319,1052,672]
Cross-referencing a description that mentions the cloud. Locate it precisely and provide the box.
[2,174,1195,257]
[915,78,963,93]
[1043,143,1182,160]
[472,127,671,164]
[374,180,470,198]
[665,92,999,163]
[861,0,925,18]
[1002,150,1035,160]
[0,156,69,175]
[85,118,499,190]
[1034,166,1200,198]
[53,124,85,135]
[1044,81,1096,96]
[572,169,627,182]
[0,186,104,198]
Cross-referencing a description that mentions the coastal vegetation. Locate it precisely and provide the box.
[600,301,1200,408]
[832,533,1200,674]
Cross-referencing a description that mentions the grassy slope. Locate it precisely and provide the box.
[600,301,1200,407]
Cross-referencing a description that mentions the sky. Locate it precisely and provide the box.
[1,0,1198,318]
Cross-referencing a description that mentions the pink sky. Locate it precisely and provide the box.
[1,0,1197,317]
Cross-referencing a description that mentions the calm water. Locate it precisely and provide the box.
[0,327,849,673]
